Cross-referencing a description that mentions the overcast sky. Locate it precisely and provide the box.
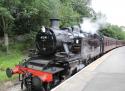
[91,0,125,26]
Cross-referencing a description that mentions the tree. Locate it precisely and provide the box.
[32,0,92,27]
[71,0,91,17]
[0,0,93,40]
[100,24,125,40]
[0,6,14,54]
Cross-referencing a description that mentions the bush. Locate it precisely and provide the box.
[100,24,125,40]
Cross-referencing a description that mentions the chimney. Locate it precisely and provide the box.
[50,18,60,29]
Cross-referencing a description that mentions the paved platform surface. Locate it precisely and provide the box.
[52,46,125,91]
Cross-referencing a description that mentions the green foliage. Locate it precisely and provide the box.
[59,2,80,27]
[0,6,14,34]
[59,0,92,27]
[100,24,125,40]
[0,0,91,35]
[0,7,13,20]
[71,0,91,17]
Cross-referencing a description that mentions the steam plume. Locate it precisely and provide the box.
[80,16,107,34]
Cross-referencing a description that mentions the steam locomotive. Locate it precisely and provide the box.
[6,19,125,91]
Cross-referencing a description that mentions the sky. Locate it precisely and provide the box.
[91,0,125,26]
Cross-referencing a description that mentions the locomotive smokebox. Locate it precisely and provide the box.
[50,18,60,29]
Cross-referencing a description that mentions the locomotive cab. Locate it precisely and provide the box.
[72,37,82,53]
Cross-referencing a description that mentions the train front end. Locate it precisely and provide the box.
[6,57,66,91]
[36,26,57,56]
[6,62,54,91]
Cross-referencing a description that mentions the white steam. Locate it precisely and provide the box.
[80,16,107,34]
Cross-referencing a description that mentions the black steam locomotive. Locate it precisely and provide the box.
[6,19,125,91]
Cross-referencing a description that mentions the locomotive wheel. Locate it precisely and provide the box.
[24,80,32,91]
[85,59,91,66]
[22,76,45,91]
[32,76,45,91]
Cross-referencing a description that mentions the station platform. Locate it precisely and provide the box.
[51,46,125,91]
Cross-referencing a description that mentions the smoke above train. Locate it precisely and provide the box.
[80,16,107,34]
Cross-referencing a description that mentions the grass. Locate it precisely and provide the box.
[0,51,23,81]
[0,34,35,82]
[0,43,26,81]
[0,52,23,69]
[0,71,16,82]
